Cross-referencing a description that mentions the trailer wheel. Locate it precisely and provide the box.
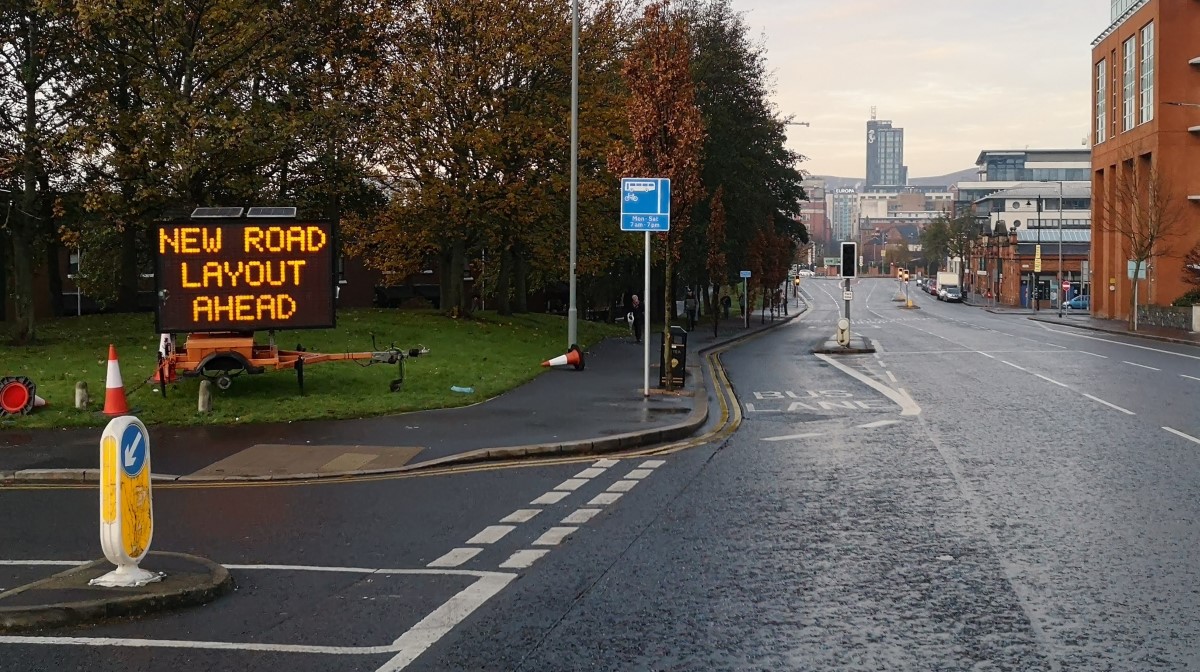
[216,375,233,391]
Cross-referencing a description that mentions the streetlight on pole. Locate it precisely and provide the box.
[566,0,580,349]
[1055,181,1064,317]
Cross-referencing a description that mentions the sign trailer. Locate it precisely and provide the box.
[154,208,424,393]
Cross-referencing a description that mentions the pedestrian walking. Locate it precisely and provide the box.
[684,289,698,331]
[721,294,731,319]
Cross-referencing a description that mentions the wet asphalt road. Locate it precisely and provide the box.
[3,277,1200,671]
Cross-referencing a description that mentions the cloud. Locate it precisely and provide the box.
[736,0,1111,177]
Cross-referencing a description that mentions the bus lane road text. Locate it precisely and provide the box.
[745,390,894,413]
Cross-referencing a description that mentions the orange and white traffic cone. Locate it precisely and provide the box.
[541,345,585,371]
[103,344,131,416]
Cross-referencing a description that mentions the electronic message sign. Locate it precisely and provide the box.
[155,220,336,333]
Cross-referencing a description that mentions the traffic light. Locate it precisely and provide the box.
[840,242,857,278]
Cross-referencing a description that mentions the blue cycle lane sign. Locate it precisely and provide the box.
[620,178,671,231]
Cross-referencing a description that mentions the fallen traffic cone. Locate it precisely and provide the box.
[0,376,36,416]
[103,344,131,417]
[541,344,585,371]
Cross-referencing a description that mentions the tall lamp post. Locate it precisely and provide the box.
[1055,181,1065,317]
[566,0,579,349]
[1026,195,1043,310]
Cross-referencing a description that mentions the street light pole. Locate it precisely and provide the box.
[566,0,580,349]
[1057,181,1064,317]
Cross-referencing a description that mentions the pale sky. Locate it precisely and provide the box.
[735,0,1112,178]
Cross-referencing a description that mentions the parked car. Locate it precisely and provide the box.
[1064,294,1090,310]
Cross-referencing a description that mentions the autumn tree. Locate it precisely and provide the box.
[348,0,635,317]
[1099,164,1185,328]
[705,186,727,336]
[609,0,705,387]
[0,0,78,342]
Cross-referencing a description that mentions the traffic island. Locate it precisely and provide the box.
[812,335,876,355]
[0,551,231,632]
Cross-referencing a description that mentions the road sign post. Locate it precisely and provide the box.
[840,242,857,327]
[91,415,159,587]
[740,271,752,328]
[621,178,670,397]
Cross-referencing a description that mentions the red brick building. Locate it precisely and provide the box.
[1091,0,1200,321]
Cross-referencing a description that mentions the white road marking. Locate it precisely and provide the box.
[1122,360,1161,371]
[1001,361,1027,371]
[977,351,997,359]
[885,370,898,383]
[377,573,515,671]
[1079,351,1108,358]
[761,432,825,442]
[744,403,783,413]
[1034,374,1069,388]
[498,550,549,569]
[1082,393,1136,415]
[606,480,639,493]
[0,560,86,566]
[427,548,482,568]
[499,509,540,524]
[532,527,577,546]
[1039,327,1200,360]
[1163,426,1200,446]
[531,491,569,505]
[639,460,666,469]
[553,478,588,492]
[465,526,514,545]
[592,459,619,468]
[561,508,601,524]
[573,467,606,479]
[1045,343,1069,349]
[623,468,653,480]
[814,353,921,416]
[1182,375,1200,382]
[588,492,623,506]
[858,420,901,429]
[0,564,522,663]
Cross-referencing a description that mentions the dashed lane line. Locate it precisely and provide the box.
[427,548,483,568]
[761,432,825,443]
[561,508,601,524]
[530,491,569,505]
[1122,360,1161,371]
[1080,351,1108,358]
[464,526,515,545]
[532,527,577,546]
[553,478,589,492]
[588,493,622,506]
[1001,361,1028,371]
[592,459,620,468]
[639,460,666,468]
[499,509,540,524]
[1183,375,1200,382]
[858,419,901,429]
[1034,373,1069,388]
[885,370,898,383]
[1082,393,1136,415]
[498,550,548,569]
[606,480,639,493]
[623,469,653,480]
[1163,427,1200,446]
[573,467,607,479]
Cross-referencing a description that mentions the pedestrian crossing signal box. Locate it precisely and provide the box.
[840,242,857,278]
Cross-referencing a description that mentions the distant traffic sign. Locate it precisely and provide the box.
[843,291,853,301]
[739,270,752,279]
[620,178,671,231]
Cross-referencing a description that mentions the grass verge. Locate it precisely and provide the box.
[1,309,624,429]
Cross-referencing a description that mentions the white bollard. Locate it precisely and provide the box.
[89,415,159,588]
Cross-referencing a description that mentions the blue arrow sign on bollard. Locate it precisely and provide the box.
[620,178,670,231]
[120,423,148,478]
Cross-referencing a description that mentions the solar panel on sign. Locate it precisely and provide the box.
[191,207,244,218]
[246,206,298,218]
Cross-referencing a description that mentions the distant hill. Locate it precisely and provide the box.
[812,167,976,191]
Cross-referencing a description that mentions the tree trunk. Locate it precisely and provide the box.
[495,247,512,316]
[1130,273,1140,331]
[711,281,721,338]
[513,250,528,314]
[115,220,140,311]
[39,174,62,317]
[446,239,467,317]
[662,250,674,390]
[9,225,36,344]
